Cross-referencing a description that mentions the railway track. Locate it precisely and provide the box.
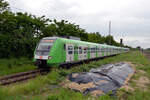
[142,51,150,60]
[0,68,50,85]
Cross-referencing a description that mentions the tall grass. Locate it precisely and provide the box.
[0,58,36,76]
[0,51,150,100]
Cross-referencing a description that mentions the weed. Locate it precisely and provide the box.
[1,51,150,100]
[0,58,35,76]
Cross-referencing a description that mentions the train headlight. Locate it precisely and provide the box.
[48,56,52,59]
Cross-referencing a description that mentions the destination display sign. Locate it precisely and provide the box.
[41,39,54,43]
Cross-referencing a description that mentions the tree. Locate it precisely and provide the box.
[0,0,9,13]
[0,0,130,58]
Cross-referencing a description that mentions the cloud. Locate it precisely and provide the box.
[6,0,150,48]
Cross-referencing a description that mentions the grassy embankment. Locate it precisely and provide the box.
[0,58,36,76]
[0,51,150,100]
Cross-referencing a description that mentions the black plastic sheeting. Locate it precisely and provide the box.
[68,62,134,95]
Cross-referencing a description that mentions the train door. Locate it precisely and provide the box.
[78,46,82,60]
[93,47,96,58]
[90,46,96,58]
[90,47,93,58]
[104,47,106,56]
[66,44,74,62]
[83,46,88,60]
[98,46,101,57]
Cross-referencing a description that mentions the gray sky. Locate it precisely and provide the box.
[6,0,150,48]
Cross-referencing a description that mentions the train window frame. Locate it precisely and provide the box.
[68,51,73,54]
[68,46,73,50]
[67,45,73,55]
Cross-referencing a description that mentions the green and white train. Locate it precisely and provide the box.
[34,37,129,67]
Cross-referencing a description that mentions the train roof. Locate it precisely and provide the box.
[42,37,128,49]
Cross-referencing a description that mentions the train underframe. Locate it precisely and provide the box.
[35,54,117,68]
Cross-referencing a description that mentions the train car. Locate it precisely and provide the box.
[34,37,129,67]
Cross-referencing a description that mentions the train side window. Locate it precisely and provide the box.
[68,46,73,50]
[68,51,73,54]
[79,47,82,54]
[84,48,87,53]
[100,47,102,52]
[68,46,73,54]
[105,48,106,52]
[98,48,100,52]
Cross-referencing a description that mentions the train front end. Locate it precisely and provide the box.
[34,37,57,68]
